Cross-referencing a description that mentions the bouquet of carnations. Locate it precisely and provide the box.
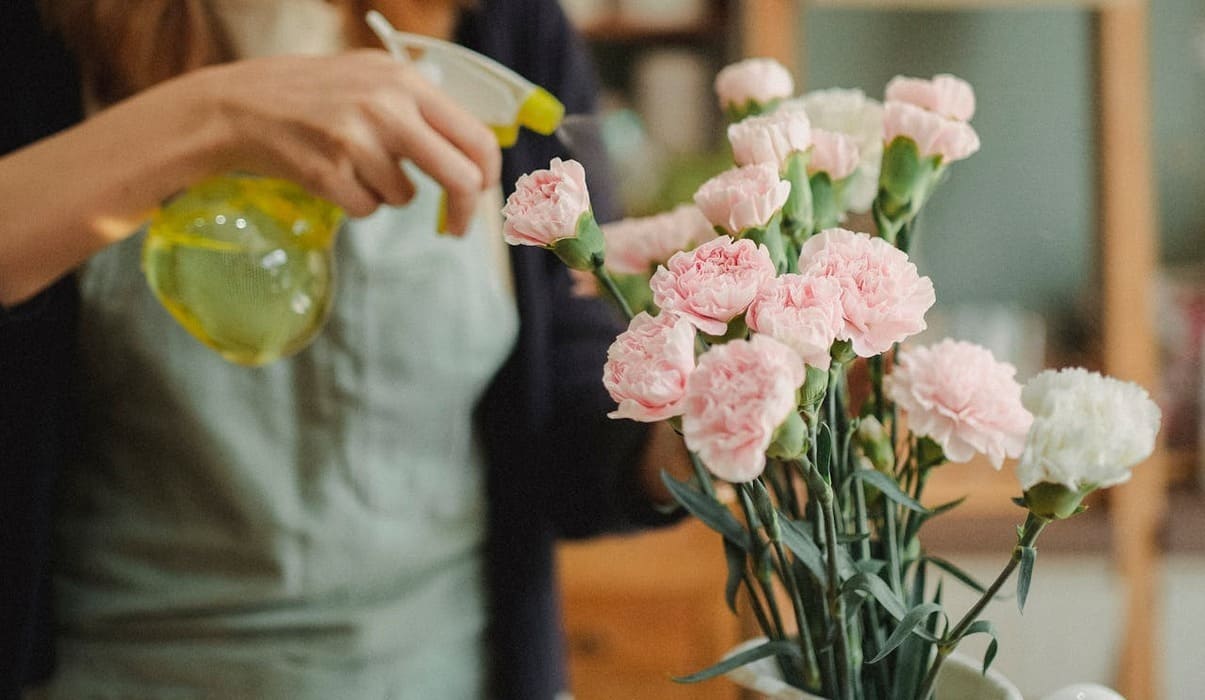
[501,58,1161,700]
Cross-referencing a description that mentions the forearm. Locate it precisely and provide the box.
[0,78,226,306]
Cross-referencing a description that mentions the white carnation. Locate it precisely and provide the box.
[1016,368,1161,492]
[779,89,884,213]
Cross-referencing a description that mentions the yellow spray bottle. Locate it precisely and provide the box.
[142,12,565,367]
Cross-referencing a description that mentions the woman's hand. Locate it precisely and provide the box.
[199,50,501,231]
[0,50,500,305]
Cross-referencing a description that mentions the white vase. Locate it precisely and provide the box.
[724,638,1022,700]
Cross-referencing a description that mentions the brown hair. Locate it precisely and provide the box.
[40,1,470,105]
[40,0,235,105]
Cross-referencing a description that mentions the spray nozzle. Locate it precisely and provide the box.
[366,11,564,146]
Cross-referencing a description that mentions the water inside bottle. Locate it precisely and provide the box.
[142,176,344,366]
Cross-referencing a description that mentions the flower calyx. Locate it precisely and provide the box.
[551,211,607,271]
[1022,481,1092,521]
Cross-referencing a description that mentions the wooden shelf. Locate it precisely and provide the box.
[578,16,724,43]
[558,520,742,700]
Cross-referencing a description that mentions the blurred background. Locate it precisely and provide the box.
[553,1,1204,698]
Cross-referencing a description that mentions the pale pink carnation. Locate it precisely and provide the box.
[650,236,777,336]
[884,101,980,164]
[886,74,976,121]
[693,163,791,236]
[602,204,717,276]
[727,110,812,167]
[797,228,935,356]
[501,157,591,246]
[714,58,794,111]
[683,335,806,482]
[746,274,844,371]
[887,339,1033,468]
[808,128,860,180]
[604,312,698,422]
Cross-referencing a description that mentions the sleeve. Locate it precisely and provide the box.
[474,0,684,539]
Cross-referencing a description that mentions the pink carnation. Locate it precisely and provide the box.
[683,335,806,482]
[714,58,794,111]
[727,110,812,167]
[650,236,777,336]
[797,228,935,356]
[747,274,844,371]
[883,101,980,164]
[501,157,591,247]
[885,74,976,121]
[887,339,1033,467]
[808,128,860,180]
[693,163,791,236]
[602,204,717,276]
[604,312,698,422]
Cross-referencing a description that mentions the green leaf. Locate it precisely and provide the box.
[841,571,906,620]
[853,558,886,575]
[891,562,929,700]
[1017,545,1037,613]
[672,638,802,683]
[869,602,945,663]
[837,532,870,545]
[962,620,1001,674]
[925,555,989,595]
[778,516,828,585]
[661,472,750,551]
[929,495,968,516]
[722,538,746,614]
[851,469,931,514]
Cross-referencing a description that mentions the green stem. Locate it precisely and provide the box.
[593,267,634,320]
[854,477,892,693]
[769,513,822,688]
[916,513,1049,700]
[736,486,804,687]
[818,478,853,700]
[868,355,886,425]
[741,569,775,640]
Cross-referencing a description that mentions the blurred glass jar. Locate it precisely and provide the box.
[141,175,344,367]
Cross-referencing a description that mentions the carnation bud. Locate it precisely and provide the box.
[802,365,829,407]
[878,136,937,221]
[780,151,814,245]
[856,416,894,473]
[830,339,856,366]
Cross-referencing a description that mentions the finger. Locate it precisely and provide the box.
[343,128,416,207]
[388,117,485,236]
[410,80,503,190]
[254,131,382,219]
[309,155,382,219]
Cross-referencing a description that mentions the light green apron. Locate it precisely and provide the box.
[43,171,518,699]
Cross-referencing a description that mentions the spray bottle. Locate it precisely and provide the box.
[142,11,565,366]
